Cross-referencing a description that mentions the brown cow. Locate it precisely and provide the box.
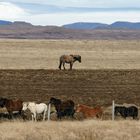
[59,54,81,70]
[76,104,103,119]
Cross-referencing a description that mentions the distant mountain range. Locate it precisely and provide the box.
[63,21,140,30]
[0,20,12,25]
[1,20,140,30]
[62,22,108,29]
[0,20,140,39]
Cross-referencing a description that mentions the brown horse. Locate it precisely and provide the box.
[0,98,23,119]
[59,54,81,70]
[76,104,103,119]
[49,97,75,119]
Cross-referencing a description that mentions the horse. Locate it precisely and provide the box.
[49,97,75,119]
[75,104,103,119]
[0,97,23,119]
[59,54,81,70]
[22,102,48,121]
[115,106,138,119]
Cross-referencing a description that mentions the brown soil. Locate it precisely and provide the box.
[0,69,140,107]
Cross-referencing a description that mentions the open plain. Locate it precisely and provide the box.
[0,39,140,69]
[0,39,140,140]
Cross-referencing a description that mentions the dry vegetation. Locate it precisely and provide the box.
[0,39,140,139]
[0,39,140,69]
[0,120,140,140]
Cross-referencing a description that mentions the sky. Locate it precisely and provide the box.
[0,0,140,26]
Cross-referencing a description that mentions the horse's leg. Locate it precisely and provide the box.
[70,109,75,119]
[31,114,34,121]
[43,110,46,121]
[70,63,73,70]
[8,111,13,119]
[59,61,62,70]
[19,110,23,119]
[57,112,62,120]
[63,62,65,70]
[34,113,37,122]
[96,112,102,120]
[100,112,103,120]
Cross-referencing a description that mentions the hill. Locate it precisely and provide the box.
[63,21,140,30]
[108,21,140,29]
[62,22,108,29]
[0,20,12,25]
[0,20,140,39]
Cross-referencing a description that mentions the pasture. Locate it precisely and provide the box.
[0,120,140,140]
[0,39,140,139]
[0,39,140,69]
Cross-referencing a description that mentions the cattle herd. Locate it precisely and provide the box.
[0,97,138,121]
[0,54,138,121]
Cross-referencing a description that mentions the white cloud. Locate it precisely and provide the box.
[0,2,29,20]
[2,0,140,8]
[0,1,140,26]
[24,11,140,26]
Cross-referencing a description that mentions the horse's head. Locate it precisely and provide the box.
[73,55,81,63]
[49,97,61,105]
[75,104,82,112]
[22,102,29,111]
[0,98,7,108]
[114,106,125,116]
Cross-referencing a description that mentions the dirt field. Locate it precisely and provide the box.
[0,39,140,69]
[0,69,140,107]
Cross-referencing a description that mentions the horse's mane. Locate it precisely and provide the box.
[78,104,102,109]
[78,104,93,109]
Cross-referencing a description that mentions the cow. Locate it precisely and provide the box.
[59,54,81,70]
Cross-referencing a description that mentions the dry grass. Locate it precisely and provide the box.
[0,120,139,140]
[0,39,140,69]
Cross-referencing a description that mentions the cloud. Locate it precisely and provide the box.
[0,1,140,26]
[2,0,140,8]
[0,2,29,20]
[24,11,140,26]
